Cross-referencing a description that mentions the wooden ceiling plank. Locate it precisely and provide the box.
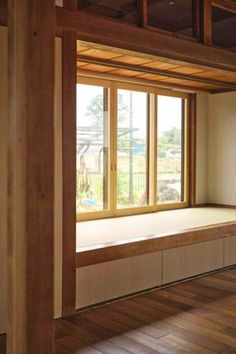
[77,48,123,60]
[113,55,153,65]
[77,55,236,90]
[77,69,211,93]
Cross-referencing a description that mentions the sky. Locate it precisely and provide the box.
[76,84,183,136]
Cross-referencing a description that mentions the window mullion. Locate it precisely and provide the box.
[109,82,117,215]
[149,92,157,207]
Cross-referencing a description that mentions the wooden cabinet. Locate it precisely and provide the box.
[162,239,224,284]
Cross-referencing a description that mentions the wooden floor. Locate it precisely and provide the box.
[1,267,236,354]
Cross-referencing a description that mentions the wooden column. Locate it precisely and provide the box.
[193,0,201,41]
[62,31,77,317]
[140,0,148,28]
[189,94,197,207]
[8,1,55,353]
[201,0,212,45]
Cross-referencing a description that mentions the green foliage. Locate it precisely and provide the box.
[158,126,181,157]
[85,93,129,127]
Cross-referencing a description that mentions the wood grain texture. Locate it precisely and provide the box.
[76,252,162,309]
[189,93,197,207]
[0,26,8,335]
[140,0,147,28]
[224,235,236,267]
[62,31,77,317]
[54,37,63,319]
[56,7,236,73]
[162,239,224,284]
[1,267,236,354]
[8,1,55,353]
[212,0,236,14]
[77,54,236,91]
[201,0,212,46]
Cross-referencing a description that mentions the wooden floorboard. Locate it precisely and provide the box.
[1,266,236,353]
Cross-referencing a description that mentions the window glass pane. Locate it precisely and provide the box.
[212,6,236,51]
[76,84,109,213]
[117,89,149,209]
[147,0,194,38]
[78,0,141,26]
[157,95,184,204]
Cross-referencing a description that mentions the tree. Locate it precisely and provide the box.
[85,93,129,126]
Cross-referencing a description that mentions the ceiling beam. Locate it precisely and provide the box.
[1,2,236,73]
[212,0,236,14]
[77,54,236,90]
[56,7,236,73]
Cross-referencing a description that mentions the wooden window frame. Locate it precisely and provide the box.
[76,76,190,222]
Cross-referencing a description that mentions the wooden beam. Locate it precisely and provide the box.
[189,94,197,207]
[212,0,236,14]
[140,0,148,28]
[56,7,236,73]
[1,4,236,72]
[201,0,212,46]
[63,0,77,11]
[8,1,55,353]
[77,54,236,90]
[62,31,77,317]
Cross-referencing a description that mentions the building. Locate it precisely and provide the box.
[0,1,236,353]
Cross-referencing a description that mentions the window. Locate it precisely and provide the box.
[76,82,109,214]
[117,89,149,209]
[76,78,189,220]
[157,95,185,204]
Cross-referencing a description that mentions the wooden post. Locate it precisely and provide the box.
[8,1,55,353]
[189,94,197,207]
[201,0,212,45]
[140,0,148,28]
[193,0,201,41]
[62,31,77,317]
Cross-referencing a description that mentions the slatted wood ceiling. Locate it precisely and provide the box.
[77,41,236,92]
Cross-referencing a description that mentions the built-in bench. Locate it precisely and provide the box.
[76,207,236,309]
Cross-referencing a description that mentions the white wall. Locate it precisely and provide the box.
[208,91,236,204]
[196,93,209,204]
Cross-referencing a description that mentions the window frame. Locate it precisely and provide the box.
[76,75,190,221]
